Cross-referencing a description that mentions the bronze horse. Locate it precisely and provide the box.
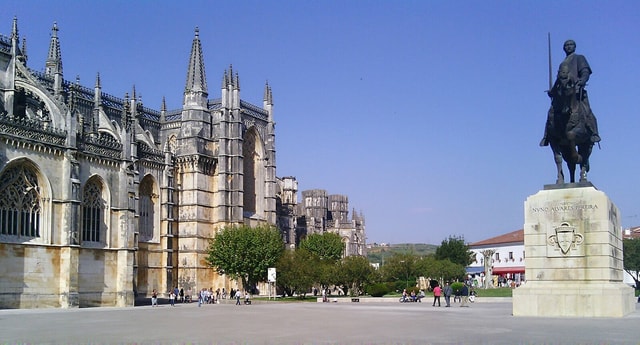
[545,67,595,184]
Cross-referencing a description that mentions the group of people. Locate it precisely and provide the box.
[150,286,252,307]
[400,288,425,302]
[401,282,474,308]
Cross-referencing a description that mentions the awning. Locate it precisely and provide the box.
[491,266,525,274]
[465,266,485,274]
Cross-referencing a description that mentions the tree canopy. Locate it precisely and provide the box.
[623,237,640,289]
[275,249,319,297]
[335,255,375,296]
[434,235,473,267]
[416,256,465,283]
[206,224,284,288]
[380,253,420,287]
[299,232,344,262]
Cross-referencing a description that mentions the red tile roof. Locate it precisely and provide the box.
[623,226,640,240]
[469,229,524,247]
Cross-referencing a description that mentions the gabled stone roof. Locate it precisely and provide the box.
[469,229,524,247]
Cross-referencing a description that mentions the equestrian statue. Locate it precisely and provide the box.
[540,38,600,184]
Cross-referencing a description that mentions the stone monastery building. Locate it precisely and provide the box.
[0,18,365,308]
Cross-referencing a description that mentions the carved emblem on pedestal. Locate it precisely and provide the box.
[547,222,584,255]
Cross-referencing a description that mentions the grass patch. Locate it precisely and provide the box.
[473,287,513,297]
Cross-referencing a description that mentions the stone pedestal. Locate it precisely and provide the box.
[513,184,635,317]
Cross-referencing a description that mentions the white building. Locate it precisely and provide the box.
[467,229,525,286]
[468,227,640,289]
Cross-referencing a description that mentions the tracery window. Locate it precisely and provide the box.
[82,179,104,243]
[139,177,155,241]
[243,131,257,214]
[0,165,41,237]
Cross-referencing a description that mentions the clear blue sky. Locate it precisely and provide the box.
[3,1,639,245]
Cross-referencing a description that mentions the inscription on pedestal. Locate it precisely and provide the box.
[530,200,598,257]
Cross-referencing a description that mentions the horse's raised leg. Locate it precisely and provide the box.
[566,131,583,164]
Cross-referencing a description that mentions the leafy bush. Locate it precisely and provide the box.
[367,283,390,297]
[451,282,464,295]
[385,282,396,293]
[393,279,417,292]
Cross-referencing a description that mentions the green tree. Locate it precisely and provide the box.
[275,249,319,297]
[300,232,344,262]
[435,235,473,267]
[380,253,420,289]
[435,258,466,282]
[206,224,284,289]
[335,255,375,296]
[316,260,340,291]
[623,237,640,289]
[416,256,464,284]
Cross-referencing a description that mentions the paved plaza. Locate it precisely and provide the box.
[1,299,638,344]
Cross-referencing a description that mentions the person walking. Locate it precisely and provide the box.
[443,282,453,307]
[169,290,175,307]
[460,284,470,307]
[235,290,242,305]
[179,288,184,303]
[151,289,158,307]
[432,285,442,307]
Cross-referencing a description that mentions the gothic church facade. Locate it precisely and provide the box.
[0,18,365,308]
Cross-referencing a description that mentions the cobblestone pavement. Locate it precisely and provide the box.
[1,300,638,344]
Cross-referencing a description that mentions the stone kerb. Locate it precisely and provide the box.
[513,186,635,317]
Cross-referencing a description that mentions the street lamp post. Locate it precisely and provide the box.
[400,260,409,288]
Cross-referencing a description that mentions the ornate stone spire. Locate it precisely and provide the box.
[94,73,102,107]
[122,92,131,131]
[19,37,27,64]
[10,16,19,58]
[263,81,273,105]
[45,22,63,76]
[221,70,228,89]
[11,16,19,42]
[184,27,207,94]
[159,96,166,123]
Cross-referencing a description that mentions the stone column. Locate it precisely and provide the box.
[116,249,135,307]
[58,246,79,308]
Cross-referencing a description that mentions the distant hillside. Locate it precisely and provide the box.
[367,243,438,264]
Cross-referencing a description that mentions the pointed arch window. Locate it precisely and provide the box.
[243,131,257,215]
[82,179,105,243]
[0,165,41,237]
[139,177,155,242]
